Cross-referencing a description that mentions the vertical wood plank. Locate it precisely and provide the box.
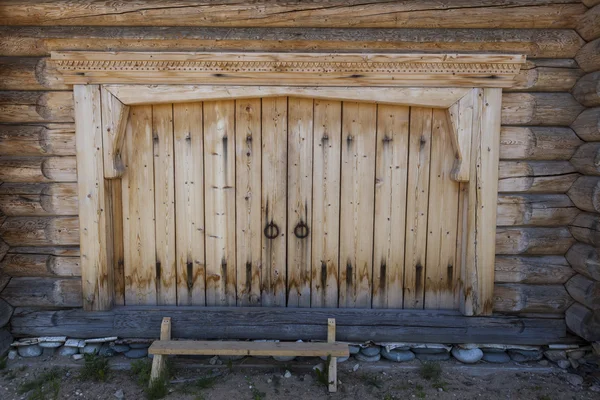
[110,180,125,306]
[403,107,433,309]
[152,104,177,305]
[236,99,262,306]
[372,105,410,309]
[100,87,129,178]
[460,88,501,316]
[204,100,236,306]
[74,84,114,310]
[287,97,313,308]
[122,105,157,305]
[311,100,341,308]
[424,109,460,310]
[174,102,206,306]
[261,97,287,307]
[339,102,377,308]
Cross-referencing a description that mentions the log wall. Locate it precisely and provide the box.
[0,0,591,343]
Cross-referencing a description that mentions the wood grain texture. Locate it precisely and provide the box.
[568,176,600,213]
[576,38,600,73]
[311,100,341,308]
[1,277,82,307]
[498,161,579,193]
[566,243,600,282]
[496,227,575,255]
[566,274,600,310]
[0,157,76,183]
[0,214,79,248]
[372,105,409,309]
[493,283,573,314]
[0,27,583,58]
[173,103,205,306]
[509,63,583,93]
[499,127,581,161]
[571,108,600,142]
[570,143,600,176]
[565,302,600,342]
[569,213,600,247]
[494,255,575,284]
[339,102,376,308]
[0,57,66,90]
[501,93,583,126]
[496,194,578,226]
[0,91,73,123]
[572,72,600,107]
[578,5,600,41]
[0,183,77,216]
[101,87,129,178]
[0,124,75,156]
[0,253,80,277]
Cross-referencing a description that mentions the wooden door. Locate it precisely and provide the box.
[119,98,460,309]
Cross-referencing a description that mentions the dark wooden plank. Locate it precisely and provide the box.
[9,306,566,345]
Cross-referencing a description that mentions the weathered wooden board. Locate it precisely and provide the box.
[570,143,600,176]
[566,275,600,310]
[576,38,600,73]
[0,157,76,183]
[339,102,376,308]
[0,124,75,156]
[0,216,79,246]
[496,194,578,226]
[372,105,409,309]
[569,213,600,247]
[8,246,79,257]
[566,243,600,282]
[568,176,600,213]
[0,91,73,123]
[494,255,574,284]
[571,108,600,142]
[0,253,80,277]
[0,57,66,90]
[0,183,77,216]
[0,1,585,28]
[499,127,581,161]
[572,72,600,107]
[311,100,341,308]
[509,64,582,93]
[0,27,583,58]
[566,303,600,342]
[577,4,600,41]
[501,93,583,126]
[493,283,573,314]
[496,227,575,255]
[9,306,568,345]
[1,277,82,307]
[498,161,579,193]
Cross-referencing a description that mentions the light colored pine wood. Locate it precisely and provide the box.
[372,105,409,309]
[311,100,341,308]
[173,102,206,306]
[571,108,600,141]
[203,100,236,306]
[150,317,172,385]
[0,156,77,183]
[576,38,600,73]
[287,97,313,308]
[0,124,75,156]
[73,84,113,311]
[152,104,176,306]
[0,183,78,216]
[0,216,80,246]
[403,107,433,310]
[122,105,156,305]
[499,127,582,161]
[339,102,376,308]
[425,109,460,310]
[496,194,578,226]
[448,90,475,182]
[109,180,125,306]
[235,98,262,307]
[100,87,129,178]
[261,97,287,307]
[327,318,337,393]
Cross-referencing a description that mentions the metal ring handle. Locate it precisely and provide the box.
[264,222,280,240]
[293,221,310,239]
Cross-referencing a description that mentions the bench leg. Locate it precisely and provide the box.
[149,317,171,387]
[327,318,337,393]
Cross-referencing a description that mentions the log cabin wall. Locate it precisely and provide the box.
[0,1,594,344]
[565,1,600,342]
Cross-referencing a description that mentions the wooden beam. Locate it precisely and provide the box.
[577,4,600,42]
[0,91,73,123]
[566,275,600,310]
[100,87,129,179]
[0,124,75,156]
[494,255,575,285]
[499,127,582,161]
[571,108,600,142]
[106,85,470,108]
[0,183,78,216]
[496,194,578,226]
[9,306,568,345]
[493,283,573,314]
[576,38,600,73]
[73,84,114,311]
[570,213,600,247]
[149,317,171,385]
[566,302,600,342]
[572,71,600,107]
[566,243,600,282]
[447,90,476,182]
[327,318,337,393]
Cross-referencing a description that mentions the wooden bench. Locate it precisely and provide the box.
[149,317,348,392]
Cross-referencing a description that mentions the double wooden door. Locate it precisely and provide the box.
[119,97,460,309]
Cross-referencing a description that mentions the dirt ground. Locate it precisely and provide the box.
[1,355,599,400]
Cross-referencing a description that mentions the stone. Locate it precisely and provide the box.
[124,348,148,359]
[114,389,124,399]
[39,341,64,348]
[319,355,349,363]
[508,349,543,362]
[209,356,219,365]
[381,349,415,363]
[410,343,451,352]
[415,352,450,362]
[65,339,86,348]
[43,347,56,357]
[480,348,506,353]
[544,350,567,362]
[360,346,381,357]
[452,348,483,364]
[567,350,586,360]
[547,344,579,350]
[85,337,118,343]
[82,343,102,355]
[565,373,583,386]
[284,370,292,378]
[590,384,600,393]
[412,348,447,355]
[592,342,600,356]
[17,344,42,357]
[348,345,361,355]
[0,329,12,357]
[11,338,39,346]
[98,343,115,357]
[569,358,580,369]
[273,355,296,362]
[8,349,17,360]
[482,352,511,363]
[378,343,411,352]
[352,363,359,372]
[72,354,84,360]
[129,343,150,349]
[110,344,130,353]
[456,343,479,350]
[220,355,244,361]
[538,360,549,366]
[354,353,381,362]
[39,336,66,343]
[557,359,570,369]
[58,346,79,357]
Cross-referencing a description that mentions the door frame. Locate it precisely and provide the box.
[54,51,526,315]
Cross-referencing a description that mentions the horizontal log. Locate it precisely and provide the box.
[501,93,584,126]
[493,283,573,314]
[571,107,600,142]
[569,212,600,247]
[572,71,600,107]
[0,27,584,58]
[566,242,600,281]
[496,227,575,255]
[577,4,600,41]
[0,253,80,277]
[0,91,73,123]
[0,124,75,156]
[567,176,600,213]
[498,161,579,193]
[494,255,574,284]
[584,0,600,7]
[0,239,8,263]
[0,277,82,307]
[565,302,600,342]
[499,127,582,161]
[0,298,12,328]
[565,274,600,310]
[8,246,79,257]
[509,63,582,93]
[0,216,79,246]
[0,157,77,183]
[0,1,586,29]
[0,57,67,90]
[0,270,9,294]
[576,38,600,73]
[0,183,78,216]
[570,142,600,175]
[496,194,578,226]
[8,306,567,344]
